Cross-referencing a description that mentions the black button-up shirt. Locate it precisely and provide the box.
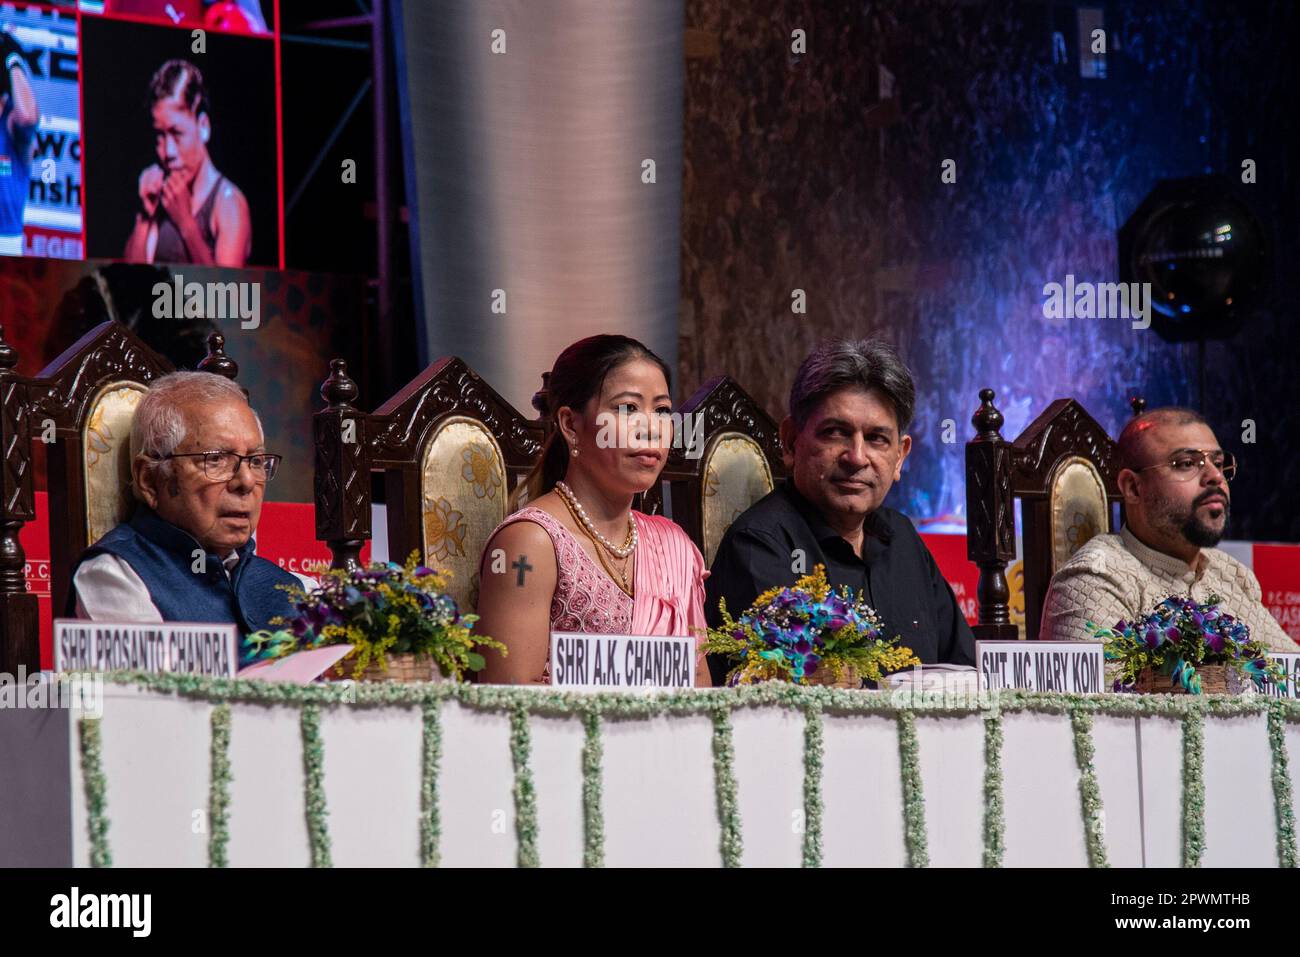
[704,480,976,683]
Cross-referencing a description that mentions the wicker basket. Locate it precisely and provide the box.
[803,664,866,690]
[323,652,444,684]
[1134,663,1243,695]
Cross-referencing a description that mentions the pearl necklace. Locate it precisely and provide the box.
[555,481,637,559]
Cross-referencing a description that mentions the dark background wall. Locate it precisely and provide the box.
[679,0,1300,540]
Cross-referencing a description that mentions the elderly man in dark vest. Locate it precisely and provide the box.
[68,371,305,660]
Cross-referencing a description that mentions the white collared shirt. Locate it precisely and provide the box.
[73,551,317,622]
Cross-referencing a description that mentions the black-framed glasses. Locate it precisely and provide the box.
[1136,449,1237,483]
[164,451,282,483]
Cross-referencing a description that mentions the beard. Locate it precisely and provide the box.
[1158,488,1230,548]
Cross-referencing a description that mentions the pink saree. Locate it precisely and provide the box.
[486,508,708,682]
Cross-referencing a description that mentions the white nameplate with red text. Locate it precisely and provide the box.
[977,640,1106,693]
[54,619,238,678]
[550,632,695,690]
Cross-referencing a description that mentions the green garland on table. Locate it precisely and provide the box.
[102,668,1300,718]
[581,708,605,868]
[802,703,825,868]
[1268,701,1298,868]
[1181,709,1205,868]
[300,705,332,868]
[510,705,540,868]
[896,711,929,867]
[208,704,232,868]
[710,705,743,867]
[89,672,1300,869]
[77,717,112,868]
[1070,708,1109,868]
[420,701,443,867]
[981,711,1004,868]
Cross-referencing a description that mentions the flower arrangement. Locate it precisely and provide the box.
[704,564,920,686]
[242,551,505,681]
[1086,594,1285,694]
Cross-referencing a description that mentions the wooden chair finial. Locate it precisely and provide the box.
[198,332,239,380]
[531,371,551,418]
[972,388,1004,440]
[321,358,359,409]
[1130,395,1146,418]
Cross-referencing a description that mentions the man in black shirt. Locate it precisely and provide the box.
[705,339,976,684]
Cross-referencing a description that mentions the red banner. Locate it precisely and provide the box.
[921,533,981,626]
[1254,544,1300,642]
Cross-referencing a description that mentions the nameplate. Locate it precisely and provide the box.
[550,632,695,690]
[1264,653,1300,699]
[977,641,1106,693]
[54,619,238,678]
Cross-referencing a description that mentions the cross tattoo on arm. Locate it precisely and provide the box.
[512,555,533,586]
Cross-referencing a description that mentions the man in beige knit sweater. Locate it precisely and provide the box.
[1040,407,1295,652]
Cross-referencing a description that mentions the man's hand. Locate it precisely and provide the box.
[159,171,194,227]
[138,164,164,219]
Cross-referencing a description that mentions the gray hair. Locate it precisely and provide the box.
[131,371,262,497]
[789,338,916,434]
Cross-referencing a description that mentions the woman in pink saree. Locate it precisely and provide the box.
[476,335,710,685]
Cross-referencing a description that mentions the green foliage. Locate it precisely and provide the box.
[1087,594,1285,694]
[246,551,505,681]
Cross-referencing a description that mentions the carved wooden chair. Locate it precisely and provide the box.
[314,357,545,614]
[0,321,239,671]
[965,389,1134,642]
[654,376,786,566]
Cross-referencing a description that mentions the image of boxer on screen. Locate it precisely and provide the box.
[123,59,251,267]
[97,1,270,36]
[0,27,38,257]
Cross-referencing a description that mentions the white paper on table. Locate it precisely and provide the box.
[884,663,978,692]
[237,645,355,684]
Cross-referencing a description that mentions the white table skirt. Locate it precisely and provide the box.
[1,681,1293,867]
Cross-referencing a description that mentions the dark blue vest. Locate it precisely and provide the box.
[69,507,301,664]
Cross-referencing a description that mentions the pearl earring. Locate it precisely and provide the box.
[571,447,579,457]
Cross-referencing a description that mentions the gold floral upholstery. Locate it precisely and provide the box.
[420,416,508,613]
[700,432,774,566]
[1049,455,1108,573]
[83,382,147,544]
[1007,559,1026,639]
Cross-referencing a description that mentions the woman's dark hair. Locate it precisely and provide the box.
[510,335,672,509]
[148,59,209,119]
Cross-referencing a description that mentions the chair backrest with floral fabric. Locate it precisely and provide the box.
[697,433,774,567]
[0,322,238,672]
[83,382,148,546]
[656,375,785,565]
[965,390,1125,642]
[313,357,545,615]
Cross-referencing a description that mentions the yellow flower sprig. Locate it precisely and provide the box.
[269,551,505,680]
[705,564,919,687]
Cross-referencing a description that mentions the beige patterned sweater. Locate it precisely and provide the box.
[1040,526,1295,652]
